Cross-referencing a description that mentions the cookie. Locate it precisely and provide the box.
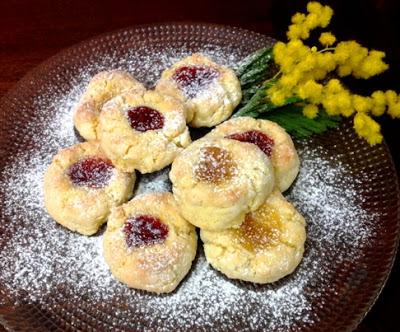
[103,192,197,293]
[207,117,300,191]
[43,141,135,235]
[73,70,145,141]
[98,89,191,173]
[170,137,275,231]
[155,53,242,127]
[201,190,306,283]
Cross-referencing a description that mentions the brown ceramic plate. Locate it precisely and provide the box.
[0,23,399,332]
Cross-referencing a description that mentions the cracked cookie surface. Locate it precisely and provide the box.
[201,190,306,283]
[170,137,275,231]
[73,70,145,140]
[155,53,242,128]
[103,192,197,293]
[98,89,191,173]
[43,141,135,235]
[207,117,300,192]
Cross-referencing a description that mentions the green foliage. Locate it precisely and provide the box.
[233,46,342,139]
[259,105,341,139]
[236,47,273,104]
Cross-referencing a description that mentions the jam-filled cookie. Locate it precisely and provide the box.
[155,53,242,128]
[43,141,135,235]
[207,117,300,192]
[73,70,145,141]
[98,89,191,173]
[201,190,306,283]
[170,137,275,231]
[103,192,197,293]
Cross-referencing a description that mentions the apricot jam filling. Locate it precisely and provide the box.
[234,204,282,252]
[195,146,236,184]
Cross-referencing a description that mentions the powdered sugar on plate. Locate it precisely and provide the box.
[0,40,381,331]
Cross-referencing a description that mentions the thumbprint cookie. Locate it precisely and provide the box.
[43,141,135,235]
[201,190,306,283]
[207,117,300,192]
[98,89,191,173]
[155,53,242,127]
[73,70,145,141]
[103,192,197,293]
[169,137,275,231]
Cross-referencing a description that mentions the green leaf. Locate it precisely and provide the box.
[240,66,270,86]
[236,47,274,104]
[233,89,268,117]
[234,89,302,118]
[236,47,273,78]
[259,105,341,139]
[233,45,342,139]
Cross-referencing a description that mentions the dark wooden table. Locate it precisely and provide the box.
[1,0,399,331]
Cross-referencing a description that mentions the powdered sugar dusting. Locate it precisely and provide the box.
[288,144,377,248]
[0,41,380,330]
[195,146,237,184]
[172,65,220,99]
[134,168,171,195]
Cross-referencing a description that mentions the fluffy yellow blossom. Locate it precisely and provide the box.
[287,2,333,40]
[274,39,315,74]
[319,5,334,27]
[334,41,366,67]
[311,68,328,81]
[268,85,287,106]
[333,41,388,78]
[353,113,383,145]
[266,1,398,146]
[385,90,397,105]
[279,57,295,73]
[325,79,344,94]
[273,41,286,63]
[337,64,352,77]
[322,94,341,116]
[352,95,373,113]
[286,40,309,57]
[304,13,319,30]
[307,2,323,14]
[297,80,323,103]
[287,24,308,40]
[333,42,352,63]
[370,91,386,116]
[388,102,400,118]
[307,2,333,27]
[335,92,353,117]
[349,48,368,68]
[303,104,319,118]
[352,50,388,78]
[291,13,306,24]
[280,74,300,89]
[297,54,317,72]
[385,90,400,118]
[319,32,336,46]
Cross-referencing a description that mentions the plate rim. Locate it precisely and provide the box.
[0,22,399,331]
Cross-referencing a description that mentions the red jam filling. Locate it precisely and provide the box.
[127,106,164,132]
[172,66,219,98]
[227,130,275,157]
[68,157,114,189]
[123,215,169,248]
